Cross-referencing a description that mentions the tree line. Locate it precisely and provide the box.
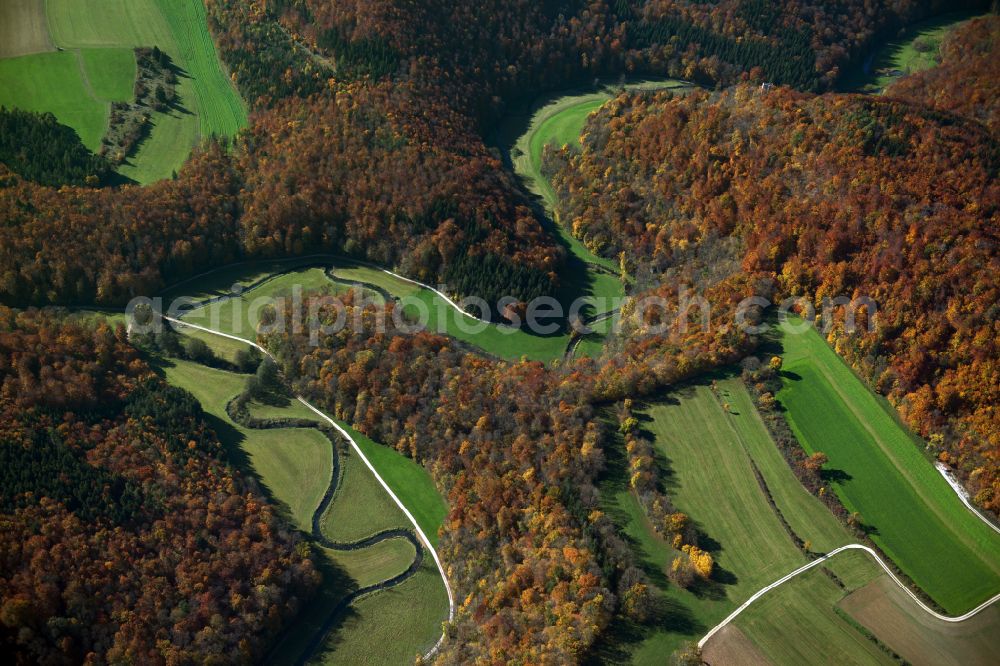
[0,107,111,187]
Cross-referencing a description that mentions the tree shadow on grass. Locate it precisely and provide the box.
[583,591,703,665]
[820,467,852,484]
[271,553,360,663]
[162,59,194,116]
[253,385,295,408]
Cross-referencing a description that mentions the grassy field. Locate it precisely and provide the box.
[508,78,689,273]
[596,379,810,662]
[246,395,316,421]
[330,264,575,362]
[322,447,412,543]
[596,372,1000,663]
[182,327,252,363]
[79,48,136,101]
[644,384,806,587]
[841,10,983,92]
[51,0,248,183]
[182,267,369,341]
[344,423,447,548]
[149,0,246,138]
[175,259,587,363]
[68,309,129,328]
[596,375,941,664]
[776,323,1000,613]
[0,50,110,149]
[308,558,449,666]
[161,257,329,302]
[163,356,448,664]
[324,539,416,591]
[245,387,447,546]
[726,550,896,666]
[162,358,332,530]
[176,330,446,545]
[0,0,247,182]
[713,377,853,556]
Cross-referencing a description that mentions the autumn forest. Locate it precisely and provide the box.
[0,1,998,664]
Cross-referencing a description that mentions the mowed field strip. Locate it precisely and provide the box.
[776,322,1000,613]
[0,0,246,182]
[0,0,54,57]
[595,373,1000,665]
[595,377,894,664]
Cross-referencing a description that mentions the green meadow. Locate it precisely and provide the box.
[509,78,689,274]
[596,376,933,664]
[306,558,449,666]
[776,321,1000,613]
[162,354,448,664]
[181,267,378,341]
[0,49,118,149]
[597,379,827,661]
[330,263,578,362]
[0,0,247,182]
[841,10,984,92]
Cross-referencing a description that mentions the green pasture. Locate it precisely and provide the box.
[331,264,572,362]
[182,267,372,341]
[46,0,248,137]
[322,447,411,543]
[0,50,110,149]
[324,538,416,591]
[729,550,895,666]
[68,308,129,328]
[841,10,983,92]
[597,380,805,661]
[714,377,853,556]
[589,367,1000,663]
[597,376,894,663]
[173,330,446,545]
[343,423,447,548]
[177,259,599,363]
[162,257,327,303]
[308,558,449,666]
[79,47,135,101]
[162,355,447,665]
[0,0,249,182]
[162,357,331,530]
[508,78,689,274]
[775,321,1000,613]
